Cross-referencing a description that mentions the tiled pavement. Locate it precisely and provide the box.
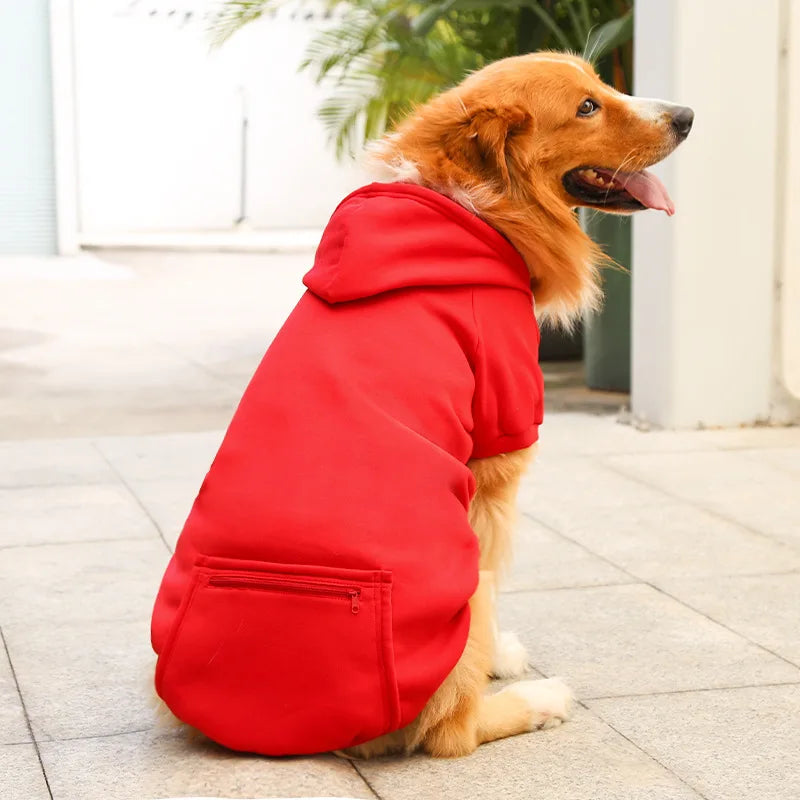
[2,252,800,799]
[2,419,799,800]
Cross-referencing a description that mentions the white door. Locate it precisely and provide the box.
[71,1,363,235]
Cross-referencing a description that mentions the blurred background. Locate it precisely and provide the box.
[1,0,799,433]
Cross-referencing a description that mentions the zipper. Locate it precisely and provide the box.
[208,573,361,614]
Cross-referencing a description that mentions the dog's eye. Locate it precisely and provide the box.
[577,99,599,117]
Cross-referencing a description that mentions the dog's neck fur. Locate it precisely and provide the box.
[365,133,603,329]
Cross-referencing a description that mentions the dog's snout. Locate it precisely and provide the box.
[670,106,694,139]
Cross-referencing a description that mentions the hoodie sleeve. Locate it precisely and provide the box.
[470,287,544,460]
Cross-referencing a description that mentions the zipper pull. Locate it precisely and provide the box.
[349,590,360,615]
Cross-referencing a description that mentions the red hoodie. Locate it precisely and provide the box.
[151,182,544,756]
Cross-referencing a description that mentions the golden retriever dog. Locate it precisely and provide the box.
[347,51,692,757]
[153,51,692,759]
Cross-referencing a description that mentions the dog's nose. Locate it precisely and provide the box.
[670,106,694,139]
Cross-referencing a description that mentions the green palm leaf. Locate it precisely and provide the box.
[584,9,633,63]
[209,0,283,47]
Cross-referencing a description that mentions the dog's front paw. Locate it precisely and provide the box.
[500,677,574,731]
[491,630,529,679]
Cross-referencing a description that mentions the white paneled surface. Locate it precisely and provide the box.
[71,1,364,235]
[781,0,800,401]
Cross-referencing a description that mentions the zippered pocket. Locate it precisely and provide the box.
[207,574,361,614]
[155,558,398,756]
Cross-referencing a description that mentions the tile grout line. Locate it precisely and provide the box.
[90,442,175,555]
[599,457,800,553]
[638,580,800,673]
[0,534,159,552]
[533,442,799,465]
[39,726,155,745]
[501,568,800,595]
[1,626,54,800]
[537,445,718,459]
[0,478,119,491]
[578,700,711,800]
[739,448,800,479]
[501,580,640,595]
[582,678,800,702]
[696,567,800,580]
[349,760,384,800]
[520,510,800,673]
[156,339,248,390]
[520,509,648,581]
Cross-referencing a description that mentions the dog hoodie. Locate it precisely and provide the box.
[151,182,544,756]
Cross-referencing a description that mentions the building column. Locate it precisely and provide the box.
[0,0,58,254]
[50,0,80,255]
[631,0,787,427]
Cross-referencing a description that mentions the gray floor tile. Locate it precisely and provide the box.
[94,430,223,484]
[0,640,29,745]
[695,426,800,449]
[0,743,50,800]
[39,729,371,800]
[504,515,630,592]
[523,455,670,509]
[540,412,706,457]
[519,456,668,532]
[741,447,800,476]
[167,335,271,382]
[0,538,167,626]
[549,502,800,581]
[356,706,701,800]
[654,573,800,666]
[4,618,157,741]
[124,478,199,551]
[0,439,115,488]
[589,684,800,800]
[604,451,800,547]
[497,583,800,699]
[1,367,239,443]
[0,483,157,548]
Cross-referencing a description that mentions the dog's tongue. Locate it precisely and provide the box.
[621,170,675,215]
[612,169,675,215]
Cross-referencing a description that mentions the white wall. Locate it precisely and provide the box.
[632,0,796,427]
[70,0,364,235]
[779,0,800,408]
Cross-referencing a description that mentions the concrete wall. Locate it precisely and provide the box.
[632,0,799,427]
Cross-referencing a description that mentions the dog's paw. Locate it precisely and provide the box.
[499,677,574,731]
[491,630,529,679]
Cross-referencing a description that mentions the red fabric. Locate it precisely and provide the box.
[151,182,544,755]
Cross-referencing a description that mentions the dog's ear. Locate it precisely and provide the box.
[445,105,531,186]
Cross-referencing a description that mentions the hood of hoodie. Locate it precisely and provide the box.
[303,183,531,304]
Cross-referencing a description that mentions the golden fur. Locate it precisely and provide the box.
[368,52,684,327]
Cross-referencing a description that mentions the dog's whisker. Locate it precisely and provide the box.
[610,150,638,183]
[583,25,600,65]
[601,149,640,205]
